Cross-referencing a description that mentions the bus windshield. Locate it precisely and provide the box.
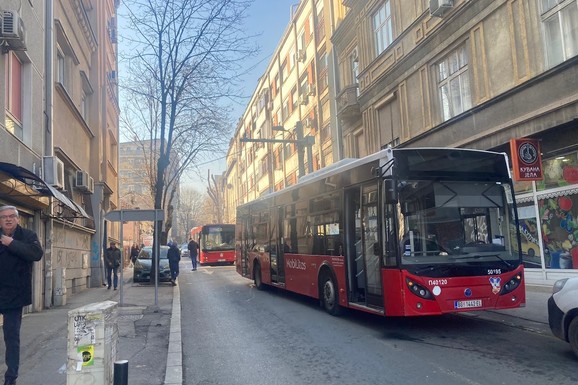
[396,180,519,271]
[202,226,235,251]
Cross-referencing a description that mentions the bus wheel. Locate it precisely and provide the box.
[254,262,264,290]
[320,272,341,316]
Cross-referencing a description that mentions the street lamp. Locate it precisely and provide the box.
[241,121,314,179]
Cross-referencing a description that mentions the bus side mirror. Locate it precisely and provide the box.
[384,179,397,204]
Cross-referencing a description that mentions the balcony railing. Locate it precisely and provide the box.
[336,84,361,122]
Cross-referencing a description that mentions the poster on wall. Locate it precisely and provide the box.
[510,138,543,181]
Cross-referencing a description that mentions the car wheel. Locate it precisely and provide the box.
[254,261,263,290]
[569,317,578,359]
[320,272,342,316]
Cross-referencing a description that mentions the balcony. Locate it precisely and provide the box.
[336,84,361,123]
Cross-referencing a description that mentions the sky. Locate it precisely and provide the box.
[117,0,299,190]
[189,0,299,190]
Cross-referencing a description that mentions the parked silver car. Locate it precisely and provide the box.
[180,243,190,258]
[548,277,578,359]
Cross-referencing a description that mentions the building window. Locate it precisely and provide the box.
[57,49,66,86]
[437,44,472,121]
[291,87,298,113]
[540,0,578,68]
[282,98,289,122]
[373,1,393,56]
[350,48,359,95]
[4,52,23,140]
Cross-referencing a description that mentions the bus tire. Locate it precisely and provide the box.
[254,261,264,290]
[320,272,342,316]
[569,317,578,359]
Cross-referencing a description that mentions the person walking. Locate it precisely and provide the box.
[167,242,181,286]
[130,243,140,267]
[0,205,44,385]
[188,237,199,271]
[104,241,121,290]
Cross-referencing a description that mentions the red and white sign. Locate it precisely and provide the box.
[510,138,543,181]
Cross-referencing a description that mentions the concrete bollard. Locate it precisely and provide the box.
[67,300,118,384]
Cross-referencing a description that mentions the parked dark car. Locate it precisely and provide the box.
[548,277,578,359]
[133,245,171,283]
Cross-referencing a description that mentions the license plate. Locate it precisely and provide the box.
[218,259,225,262]
[454,299,482,309]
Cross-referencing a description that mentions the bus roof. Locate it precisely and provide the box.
[238,147,508,209]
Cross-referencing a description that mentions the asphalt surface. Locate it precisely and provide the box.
[0,264,556,385]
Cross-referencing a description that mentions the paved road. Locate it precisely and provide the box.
[178,265,577,385]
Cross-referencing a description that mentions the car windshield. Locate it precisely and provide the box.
[138,246,169,259]
[395,180,520,270]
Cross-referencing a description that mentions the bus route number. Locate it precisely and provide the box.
[428,279,447,286]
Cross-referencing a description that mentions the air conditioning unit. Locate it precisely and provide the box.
[299,94,309,105]
[75,170,94,193]
[43,156,65,190]
[1,10,27,51]
[430,0,453,17]
[308,84,316,96]
[296,49,306,63]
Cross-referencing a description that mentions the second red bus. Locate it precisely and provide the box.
[190,224,236,265]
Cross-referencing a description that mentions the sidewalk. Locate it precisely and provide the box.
[0,274,553,385]
[0,267,183,385]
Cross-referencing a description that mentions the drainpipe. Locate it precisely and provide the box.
[44,0,54,309]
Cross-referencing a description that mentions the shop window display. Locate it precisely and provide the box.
[515,151,578,270]
[540,194,578,269]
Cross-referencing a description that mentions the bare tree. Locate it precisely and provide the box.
[176,186,207,241]
[120,0,257,244]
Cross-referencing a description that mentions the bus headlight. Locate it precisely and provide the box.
[500,273,523,295]
[406,278,434,300]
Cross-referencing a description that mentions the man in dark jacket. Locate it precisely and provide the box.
[104,241,121,290]
[187,238,199,271]
[0,205,43,385]
[167,242,181,286]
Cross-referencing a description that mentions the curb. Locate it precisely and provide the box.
[164,283,183,385]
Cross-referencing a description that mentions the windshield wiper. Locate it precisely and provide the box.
[449,253,513,268]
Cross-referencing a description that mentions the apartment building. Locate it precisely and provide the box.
[0,0,120,309]
[331,0,577,282]
[224,0,347,222]
[119,139,180,246]
[225,0,577,283]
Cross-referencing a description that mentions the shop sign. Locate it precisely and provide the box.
[510,138,543,181]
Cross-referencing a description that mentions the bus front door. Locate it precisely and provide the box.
[345,185,383,308]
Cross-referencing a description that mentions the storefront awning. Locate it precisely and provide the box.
[0,162,90,218]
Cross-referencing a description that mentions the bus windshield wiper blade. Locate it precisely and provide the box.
[450,253,513,268]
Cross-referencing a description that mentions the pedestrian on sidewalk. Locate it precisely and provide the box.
[130,242,140,267]
[188,237,199,271]
[0,205,44,385]
[104,241,121,290]
[167,241,181,286]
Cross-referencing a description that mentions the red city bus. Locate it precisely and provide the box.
[236,147,525,317]
[190,224,236,265]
